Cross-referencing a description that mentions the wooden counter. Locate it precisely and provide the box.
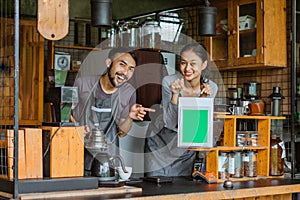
[17,177,300,200]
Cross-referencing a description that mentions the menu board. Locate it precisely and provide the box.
[178,97,214,148]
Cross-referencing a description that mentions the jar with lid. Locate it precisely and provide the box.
[218,152,228,180]
[269,134,284,176]
[141,18,161,49]
[243,151,257,177]
[236,132,247,147]
[228,152,235,177]
[233,151,244,178]
[248,132,259,146]
[121,20,140,47]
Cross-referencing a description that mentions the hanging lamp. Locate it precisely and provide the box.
[198,0,217,36]
[91,0,112,26]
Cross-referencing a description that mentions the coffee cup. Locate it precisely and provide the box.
[117,166,132,180]
[229,106,245,115]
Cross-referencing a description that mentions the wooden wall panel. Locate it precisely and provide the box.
[0,18,44,125]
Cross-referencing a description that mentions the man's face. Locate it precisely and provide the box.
[107,52,136,88]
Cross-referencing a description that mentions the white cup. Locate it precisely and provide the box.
[117,166,132,180]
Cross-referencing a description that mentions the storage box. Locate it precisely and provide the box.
[7,128,43,180]
[42,126,85,178]
[239,15,256,30]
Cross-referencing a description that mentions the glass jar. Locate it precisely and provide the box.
[243,150,257,177]
[121,20,140,47]
[233,151,244,178]
[236,132,247,147]
[269,134,284,176]
[141,18,161,49]
[248,132,259,146]
[218,152,228,180]
[107,27,118,47]
[228,152,235,177]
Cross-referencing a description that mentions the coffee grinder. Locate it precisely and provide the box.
[227,87,244,113]
[227,88,239,108]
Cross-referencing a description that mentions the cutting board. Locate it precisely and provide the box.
[37,0,69,40]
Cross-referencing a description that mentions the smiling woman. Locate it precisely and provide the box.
[144,42,218,177]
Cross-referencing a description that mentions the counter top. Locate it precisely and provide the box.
[19,177,300,200]
[128,177,300,199]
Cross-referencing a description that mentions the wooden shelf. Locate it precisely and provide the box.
[191,115,286,182]
[54,44,102,51]
[214,115,286,120]
[190,146,268,151]
[239,28,256,35]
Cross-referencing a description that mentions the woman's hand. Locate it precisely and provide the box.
[200,83,213,97]
[170,78,184,95]
[170,78,194,96]
[129,104,155,121]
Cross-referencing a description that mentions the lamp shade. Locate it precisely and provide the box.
[198,6,217,36]
[91,0,112,26]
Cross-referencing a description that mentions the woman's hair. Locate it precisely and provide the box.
[180,42,208,62]
[180,42,210,83]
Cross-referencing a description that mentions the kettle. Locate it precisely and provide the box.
[85,123,128,181]
[91,152,128,181]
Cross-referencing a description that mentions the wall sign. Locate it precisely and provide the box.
[178,97,214,148]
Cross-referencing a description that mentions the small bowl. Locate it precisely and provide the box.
[117,166,132,180]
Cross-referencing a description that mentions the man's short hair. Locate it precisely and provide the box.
[108,47,137,64]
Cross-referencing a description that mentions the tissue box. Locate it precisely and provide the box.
[239,15,256,30]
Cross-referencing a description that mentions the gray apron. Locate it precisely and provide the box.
[84,95,119,176]
[144,126,196,177]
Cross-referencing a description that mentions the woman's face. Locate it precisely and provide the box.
[179,50,207,82]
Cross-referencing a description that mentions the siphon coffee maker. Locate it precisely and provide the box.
[85,123,128,182]
[243,82,264,116]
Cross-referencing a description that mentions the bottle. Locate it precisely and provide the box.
[269,134,284,176]
[193,152,203,173]
[192,152,206,179]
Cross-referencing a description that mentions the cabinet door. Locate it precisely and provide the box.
[207,0,286,70]
[204,0,228,69]
[234,0,258,66]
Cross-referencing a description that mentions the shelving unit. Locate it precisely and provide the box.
[191,115,285,182]
[204,0,287,71]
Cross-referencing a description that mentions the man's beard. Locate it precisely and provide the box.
[107,63,126,88]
